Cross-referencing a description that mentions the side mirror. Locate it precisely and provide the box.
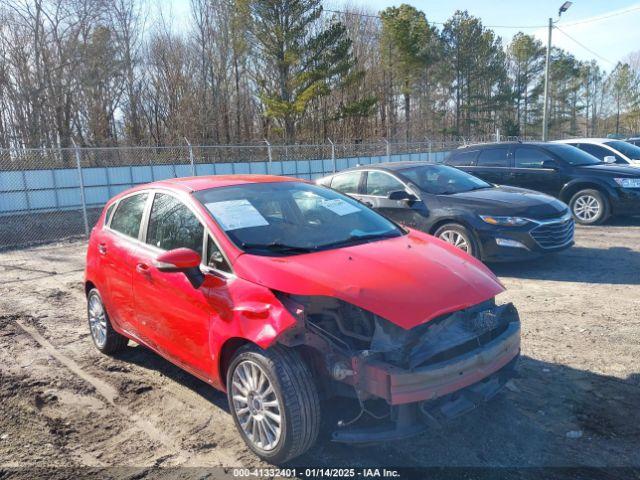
[388,190,416,202]
[155,248,204,288]
[603,156,616,164]
[541,160,559,170]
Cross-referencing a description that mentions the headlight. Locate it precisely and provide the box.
[614,178,640,188]
[479,215,529,226]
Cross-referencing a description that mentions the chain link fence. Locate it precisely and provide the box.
[0,138,477,279]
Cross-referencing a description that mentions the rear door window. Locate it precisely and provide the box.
[330,171,362,194]
[146,193,204,256]
[477,148,509,167]
[110,193,148,239]
[514,146,555,168]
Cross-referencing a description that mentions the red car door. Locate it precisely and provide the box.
[98,192,149,333]
[132,192,233,381]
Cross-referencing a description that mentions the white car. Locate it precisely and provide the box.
[553,138,640,168]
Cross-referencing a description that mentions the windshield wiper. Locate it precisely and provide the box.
[240,241,314,254]
[318,231,400,250]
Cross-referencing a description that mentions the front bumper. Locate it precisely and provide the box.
[332,355,519,443]
[331,307,521,443]
[475,214,574,262]
[355,321,520,405]
[610,187,640,215]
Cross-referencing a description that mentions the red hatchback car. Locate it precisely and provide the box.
[85,175,521,462]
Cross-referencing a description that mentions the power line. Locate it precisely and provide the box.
[558,5,640,27]
[325,5,640,30]
[323,8,547,28]
[554,26,616,66]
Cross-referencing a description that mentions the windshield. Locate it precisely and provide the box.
[399,164,492,194]
[194,182,403,256]
[546,144,602,166]
[605,141,640,160]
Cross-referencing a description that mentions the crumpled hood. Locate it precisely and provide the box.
[232,230,504,330]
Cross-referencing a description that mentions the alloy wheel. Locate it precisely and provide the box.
[438,230,470,253]
[88,294,107,348]
[573,195,601,222]
[231,360,282,451]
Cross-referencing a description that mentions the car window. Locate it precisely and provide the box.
[110,193,148,239]
[194,182,403,256]
[576,143,625,163]
[330,171,361,194]
[365,171,405,196]
[477,148,509,167]
[146,193,204,256]
[447,150,479,166]
[514,147,555,168]
[104,203,116,226]
[399,165,491,194]
[206,235,231,273]
[604,141,640,160]
[575,143,608,160]
[545,144,601,166]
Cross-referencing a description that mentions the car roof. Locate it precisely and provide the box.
[455,141,548,150]
[553,138,612,145]
[130,174,300,193]
[331,161,438,173]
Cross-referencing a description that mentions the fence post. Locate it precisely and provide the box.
[428,140,432,162]
[264,139,272,174]
[71,140,90,237]
[383,138,391,162]
[327,138,336,173]
[185,137,195,176]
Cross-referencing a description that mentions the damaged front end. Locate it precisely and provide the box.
[275,293,521,443]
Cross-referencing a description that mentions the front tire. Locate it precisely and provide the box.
[227,344,320,463]
[570,189,609,225]
[434,223,479,258]
[87,288,128,354]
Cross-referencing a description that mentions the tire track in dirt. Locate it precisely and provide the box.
[13,319,240,468]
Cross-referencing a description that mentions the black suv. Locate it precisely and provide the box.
[445,142,640,225]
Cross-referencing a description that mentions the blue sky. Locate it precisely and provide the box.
[162,0,640,71]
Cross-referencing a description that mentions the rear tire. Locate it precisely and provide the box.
[87,288,128,354]
[434,223,479,258]
[227,344,320,463]
[569,189,609,225]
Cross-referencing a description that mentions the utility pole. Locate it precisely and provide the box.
[542,17,553,142]
[542,2,572,142]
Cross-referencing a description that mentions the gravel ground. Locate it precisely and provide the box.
[0,219,639,479]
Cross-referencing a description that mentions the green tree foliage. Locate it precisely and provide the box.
[241,0,356,141]
[442,11,509,138]
[1,1,640,147]
[508,33,545,136]
[380,4,436,140]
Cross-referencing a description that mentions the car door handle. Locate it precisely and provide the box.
[98,243,107,255]
[136,263,150,274]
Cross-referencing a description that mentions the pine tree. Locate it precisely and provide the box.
[241,0,356,141]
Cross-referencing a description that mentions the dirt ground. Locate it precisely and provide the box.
[0,219,639,479]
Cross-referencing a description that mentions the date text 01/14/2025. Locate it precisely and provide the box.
[232,468,401,478]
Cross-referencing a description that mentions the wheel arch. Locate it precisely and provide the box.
[560,181,611,204]
[429,216,483,258]
[84,280,96,297]
[218,337,256,390]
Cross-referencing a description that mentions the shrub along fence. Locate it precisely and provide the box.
[0,140,458,254]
